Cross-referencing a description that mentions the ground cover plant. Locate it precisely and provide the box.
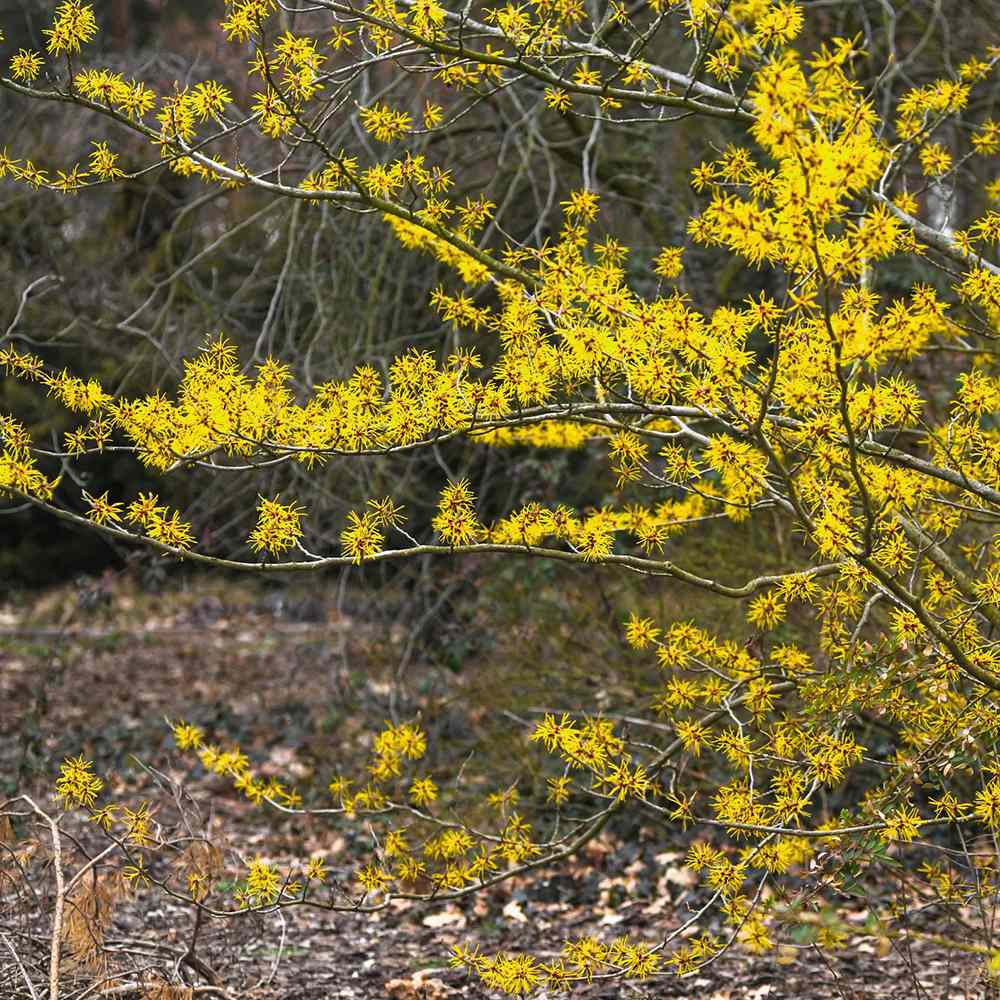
[2,0,1000,996]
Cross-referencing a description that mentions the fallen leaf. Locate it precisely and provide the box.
[385,976,454,999]
[422,907,467,929]
[662,865,697,888]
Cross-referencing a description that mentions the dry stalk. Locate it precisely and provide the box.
[22,797,64,1000]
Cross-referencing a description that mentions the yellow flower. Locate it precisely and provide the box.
[43,0,98,56]
[624,612,660,649]
[56,755,103,808]
[10,49,43,82]
[305,857,328,881]
[357,863,391,893]
[746,591,786,630]
[246,856,281,903]
[359,101,413,143]
[89,142,126,181]
[882,803,923,842]
[432,480,481,545]
[340,509,384,563]
[172,720,204,750]
[123,855,151,889]
[543,87,571,112]
[89,804,117,831]
[409,776,438,806]
[190,80,232,121]
[560,189,600,221]
[82,489,124,525]
[249,495,306,556]
[975,778,1000,828]
[329,26,353,49]
[654,246,684,278]
[423,101,444,128]
[919,143,952,178]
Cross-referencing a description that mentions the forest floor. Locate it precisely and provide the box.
[1,571,996,1000]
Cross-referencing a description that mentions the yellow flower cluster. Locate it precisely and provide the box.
[55,755,104,808]
[75,69,156,119]
[249,495,306,556]
[359,101,413,143]
[43,0,98,56]
[453,934,661,995]
[530,713,654,804]
[0,414,57,501]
